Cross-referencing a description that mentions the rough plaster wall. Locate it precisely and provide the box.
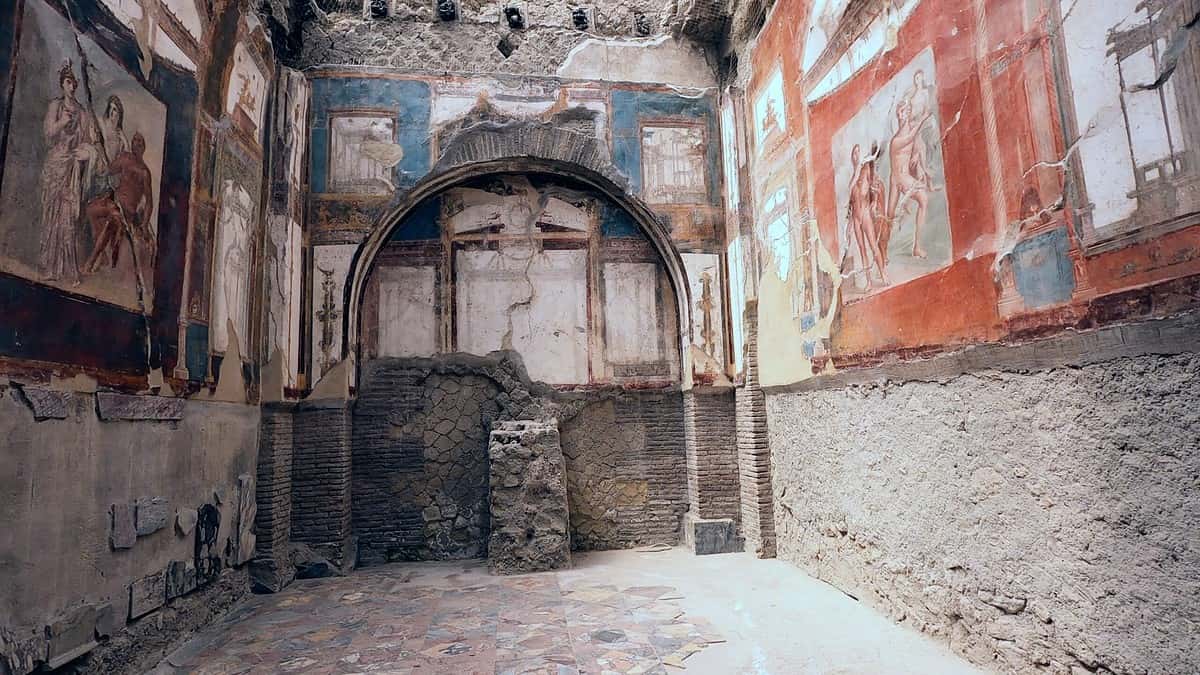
[766,353,1200,675]
[0,393,258,667]
[293,0,709,77]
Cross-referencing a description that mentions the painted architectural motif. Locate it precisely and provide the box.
[358,174,682,387]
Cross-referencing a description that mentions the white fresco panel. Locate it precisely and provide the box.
[456,248,589,384]
[378,266,438,358]
[310,244,358,381]
[641,125,707,204]
[682,252,725,367]
[727,237,747,375]
[603,263,661,364]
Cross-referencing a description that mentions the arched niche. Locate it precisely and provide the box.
[342,124,695,388]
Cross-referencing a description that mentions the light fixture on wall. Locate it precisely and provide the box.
[504,6,525,29]
[572,7,590,31]
[436,0,457,21]
[368,0,388,18]
[633,11,653,36]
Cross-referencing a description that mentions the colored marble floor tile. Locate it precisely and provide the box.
[155,554,722,675]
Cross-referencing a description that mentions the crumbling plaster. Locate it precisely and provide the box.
[766,351,1200,674]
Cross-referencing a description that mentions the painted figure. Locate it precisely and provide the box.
[97,95,129,161]
[219,181,252,350]
[885,94,934,258]
[38,62,95,284]
[83,132,155,274]
[847,143,889,287]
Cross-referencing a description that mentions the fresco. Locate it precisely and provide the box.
[604,262,664,365]
[737,0,1200,387]
[357,174,683,386]
[801,0,922,101]
[752,67,786,158]
[641,124,708,205]
[0,0,166,311]
[311,244,358,382]
[377,266,438,358]
[682,252,726,382]
[308,77,432,195]
[1058,0,1200,244]
[306,75,726,383]
[328,114,402,195]
[224,43,267,143]
[831,47,951,298]
[264,69,309,389]
[210,138,261,358]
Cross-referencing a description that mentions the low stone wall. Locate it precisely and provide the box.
[350,353,689,565]
[766,351,1200,674]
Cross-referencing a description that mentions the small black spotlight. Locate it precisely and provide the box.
[504,6,524,29]
[437,0,457,21]
[634,12,653,36]
[572,7,589,31]
[369,0,387,18]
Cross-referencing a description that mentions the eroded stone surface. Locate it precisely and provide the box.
[13,385,72,420]
[128,572,164,619]
[95,392,185,421]
[110,503,136,550]
[488,420,571,575]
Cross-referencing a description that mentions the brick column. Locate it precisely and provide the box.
[290,399,355,568]
[736,300,776,558]
[682,386,742,554]
[250,402,296,591]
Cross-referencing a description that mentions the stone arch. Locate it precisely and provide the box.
[343,122,694,384]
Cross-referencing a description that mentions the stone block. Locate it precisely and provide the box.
[166,560,197,599]
[233,474,257,566]
[249,557,296,594]
[683,514,743,555]
[45,604,98,669]
[135,497,170,536]
[176,508,198,537]
[14,385,72,420]
[94,601,121,638]
[488,420,571,575]
[129,571,165,619]
[95,392,185,421]
[110,503,136,549]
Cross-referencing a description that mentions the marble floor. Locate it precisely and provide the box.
[153,548,986,675]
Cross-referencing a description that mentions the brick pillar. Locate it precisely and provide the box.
[250,402,296,591]
[682,387,742,554]
[736,300,776,558]
[290,399,355,568]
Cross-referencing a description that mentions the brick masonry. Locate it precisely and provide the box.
[735,300,776,558]
[290,400,354,567]
[561,391,688,550]
[251,403,297,591]
[353,362,499,564]
[683,388,739,522]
